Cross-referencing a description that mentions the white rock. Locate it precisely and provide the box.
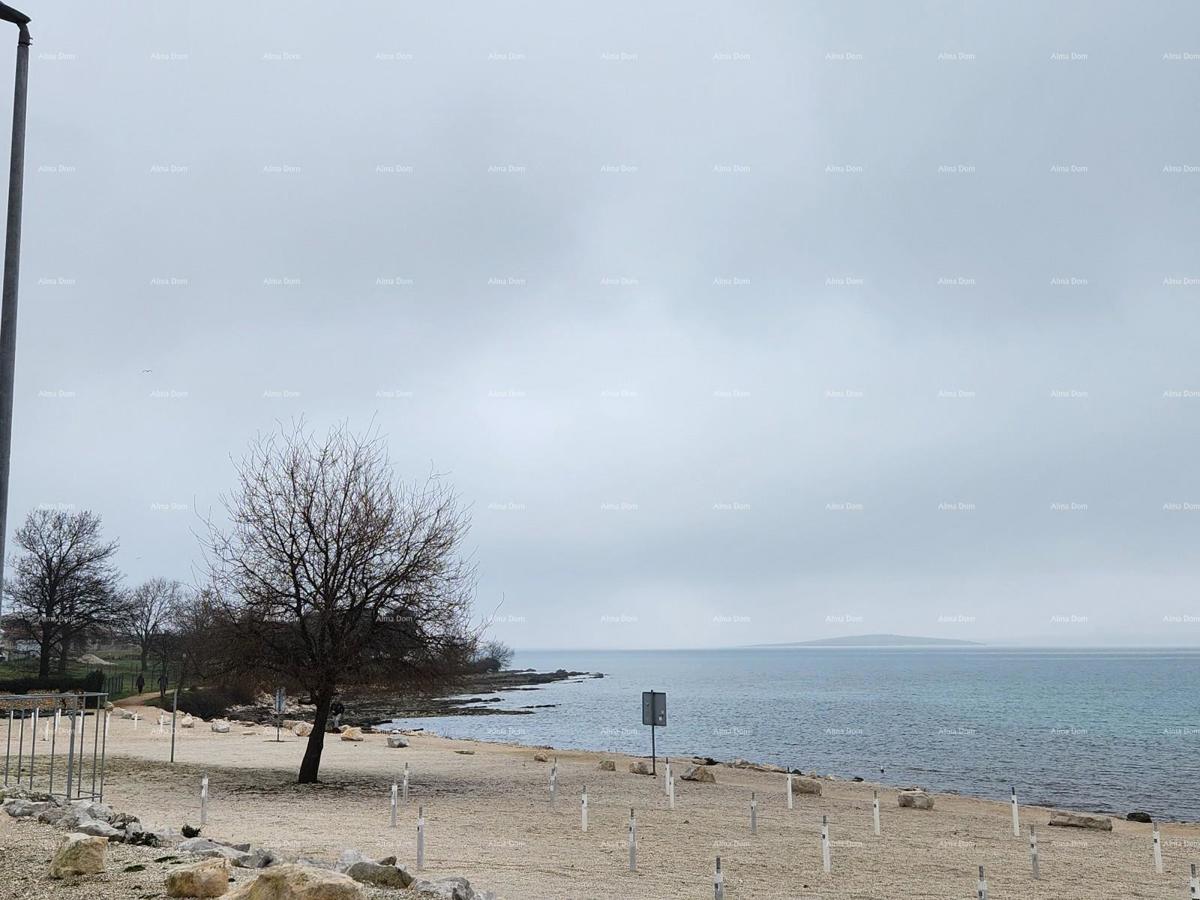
[49,833,107,878]
[166,856,230,897]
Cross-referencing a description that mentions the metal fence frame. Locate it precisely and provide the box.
[1,691,108,802]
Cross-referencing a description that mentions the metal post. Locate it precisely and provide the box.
[4,709,11,784]
[97,703,107,803]
[1191,862,1199,900]
[26,707,34,788]
[821,814,831,874]
[402,762,409,803]
[714,856,724,900]
[75,707,84,799]
[170,687,178,763]
[416,805,425,870]
[0,8,30,610]
[1029,824,1039,880]
[64,700,76,799]
[628,808,636,871]
[750,792,757,834]
[47,704,56,795]
[15,706,22,781]
[1011,786,1020,837]
[390,782,398,828]
[90,702,99,798]
[977,865,988,900]
[650,722,656,776]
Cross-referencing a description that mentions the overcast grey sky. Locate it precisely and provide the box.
[5,1,1200,648]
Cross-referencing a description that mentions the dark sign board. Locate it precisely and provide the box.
[641,690,666,727]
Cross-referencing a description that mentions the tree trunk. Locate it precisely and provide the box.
[139,644,149,674]
[298,690,333,784]
[37,639,51,678]
[57,638,69,673]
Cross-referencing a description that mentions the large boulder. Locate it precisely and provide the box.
[166,857,231,897]
[790,776,822,796]
[680,765,716,783]
[340,727,364,742]
[897,790,934,810]
[1049,811,1112,831]
[597,759,616,771]
[1127,811,1153,823]
[386,735,408,749]
[49,833,108,878]
[293,722,313,737]
[345,861,414,889]
[628,760,653,775]
[181,714,196,729]
[225,864,364,899]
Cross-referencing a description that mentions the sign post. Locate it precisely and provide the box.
[274,688,286,742]
[641,691,666,775]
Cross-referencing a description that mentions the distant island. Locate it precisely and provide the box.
[753,633,983,648]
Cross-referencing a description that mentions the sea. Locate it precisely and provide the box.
[385,647,1200,821]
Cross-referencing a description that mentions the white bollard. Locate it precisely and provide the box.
[714,855,724,900]
[581,786,588,832]
[1190,862,1199,900]
[200,774,209,826]
[668,775,675,810]
[390,782,398,828]
[416,805,425,870]
[403,763,409,803]
[1029,824,1039,880]
[54,710,60,734]
[133,712,138,730]
[43,719,49,743]
[664,758,671,796]
[750,792,757,835]
[1152,824,1163,874]
[821,815,831,874]
[1011,786,1020,837]
[104,712,110,740]
[872,790,880,836]
[786,772,793,810]
[550,759,557,808]
[628,808,637,872]
[977,865,988,900]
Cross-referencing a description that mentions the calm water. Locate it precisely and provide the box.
[387,648,1200,821]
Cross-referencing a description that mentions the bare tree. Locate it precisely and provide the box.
[204,421,477,783]
[2,508,123,678]
[121,577,183,675]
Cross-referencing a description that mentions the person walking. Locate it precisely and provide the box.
[135,673,145,695]
[157,672,168,700]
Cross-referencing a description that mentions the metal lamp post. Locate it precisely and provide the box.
[0,2,30,616]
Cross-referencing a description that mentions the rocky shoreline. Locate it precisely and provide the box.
[226,669,602,728]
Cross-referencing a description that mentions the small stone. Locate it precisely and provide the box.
[598,759,616,771]
[210,720,231,734]
[49,833,108,878]
[166,857,230,897]
[386,735,408,748]
[791,776,822,796]
[628,761,653,776]
[453,749,474,755]
[680,765,715,783]
[293,722,313,737]
[1127,811,1153,823]
[339,727,364,742]
[181,714,195,729]
[532,753,549,762]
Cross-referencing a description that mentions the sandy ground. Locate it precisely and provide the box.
[3,707,1198,899]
